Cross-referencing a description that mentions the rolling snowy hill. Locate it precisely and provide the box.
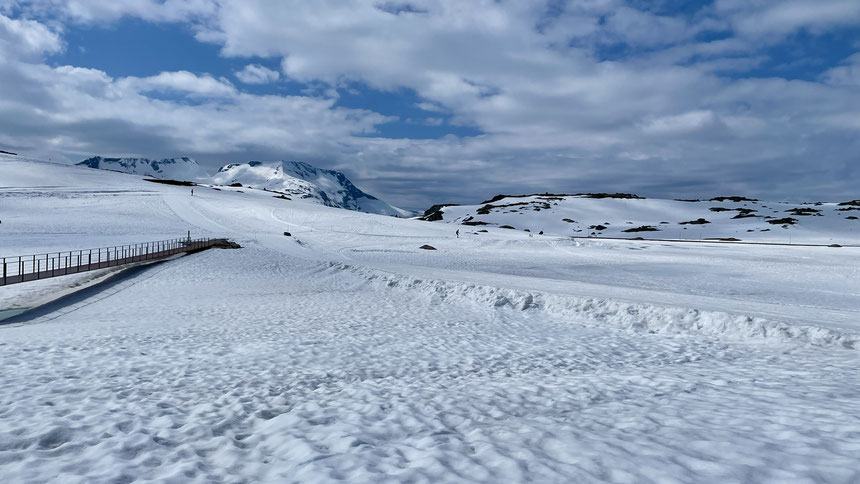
[77,156,210,181]
[77,156,410,217]
[423,193,860,244]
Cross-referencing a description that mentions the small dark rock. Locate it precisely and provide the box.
[419,244,437,250]
[144,178,195,186]
[283,232,291,237]
[767,217,798,225]
[209,238,242,249]
[419,204,459,221]
[786,208,820,216]
[710,196,757,202]
[623,225,659,233]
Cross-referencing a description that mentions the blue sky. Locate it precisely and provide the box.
[1,1,859,209]
[47,17,482,140]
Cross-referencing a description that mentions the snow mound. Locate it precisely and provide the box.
[211,160,410,217]
[331,262,860,350]
[77,156,209,181]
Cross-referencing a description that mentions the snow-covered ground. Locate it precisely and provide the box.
[1,155,859,483]
[428,194,860,244]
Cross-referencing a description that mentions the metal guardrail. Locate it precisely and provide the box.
[1,237,213,286]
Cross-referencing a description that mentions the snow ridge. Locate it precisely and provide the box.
[330,262,860,350]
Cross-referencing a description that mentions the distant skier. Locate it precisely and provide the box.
[191,188,194,196]
[456,229,460,238]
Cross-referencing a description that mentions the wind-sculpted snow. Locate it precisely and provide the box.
[2,155,860,482]
[1,249,859,483]
[331,262,860,350]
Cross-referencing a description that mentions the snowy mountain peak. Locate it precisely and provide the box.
[78,156,410,217]
[211,160,410,217]
[78,156,209,181]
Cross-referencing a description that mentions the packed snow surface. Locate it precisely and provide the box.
[1,155,859,483]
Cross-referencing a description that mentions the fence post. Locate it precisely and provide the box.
[2,258,5,285]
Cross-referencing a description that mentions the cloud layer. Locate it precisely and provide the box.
[0,1,859,208]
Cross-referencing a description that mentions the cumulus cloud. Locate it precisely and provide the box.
[0,12,62,59]
[716,0,860,39]
[1,3,859,207]
[234,64,280,84]
[0,14,391,172]
[119,71,237,98]
[821,53,860,86]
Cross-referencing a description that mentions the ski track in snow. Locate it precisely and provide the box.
[2,156,860,483]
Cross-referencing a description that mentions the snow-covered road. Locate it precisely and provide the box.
[2,156,859,482]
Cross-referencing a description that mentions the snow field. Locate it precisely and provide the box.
[2,248,860,482]
[2,156,860,482]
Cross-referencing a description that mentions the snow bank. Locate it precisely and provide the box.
[331,262,860,350]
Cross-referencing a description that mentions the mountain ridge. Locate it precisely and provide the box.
[76,156,410,217]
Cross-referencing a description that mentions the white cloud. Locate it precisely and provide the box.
[641,111,718,135]
[6,0,217,23]
[119,70,237,98]
[716,0,860,39]
[821,53,860,87]
[234,64,280,84]
[0,15,392,172]
[0,12,62,59]
[1,3,860,207]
